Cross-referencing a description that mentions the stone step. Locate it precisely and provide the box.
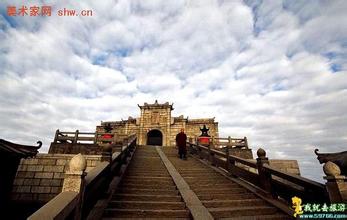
[195,187,247,194]
[180,173,222,177]
[127,166,165,169]
[121,180,175,186]
[125,169,168,173]
[190,183,240,189]
[179,171,223,175]
[124,176,172,181]
[209,206,278,218]
[117,188,179,195]
[118,183,177,190]
[203,199,268,208]
[103,218,190,220]
[112,194,182,202]
[107,201,186,210]
[124,173,169,177]
[125,171,167,174]
[103,209,190,218]
[198,192,256,200]
[185,180,231,185]
[221,214,293,220]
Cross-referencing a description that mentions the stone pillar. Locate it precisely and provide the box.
[207,144,215,166]
[62,153,87,220]
[244,136,248,149]
[323,161,347,203]
[256,148,274,197]
[54,129,59,143]
[101,144,112,163]
[225,146,231,171]
[74,130,79,144]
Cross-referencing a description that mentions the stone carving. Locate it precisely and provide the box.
[323,161,341,176]
[315,149,347,175]
[151,112,159,124]
[69,153,87,172]
[257,148,266,158]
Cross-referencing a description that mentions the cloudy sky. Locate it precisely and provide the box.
[1,0,346,182]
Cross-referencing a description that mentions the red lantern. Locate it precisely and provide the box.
[198,136,210,146]
[102,134,113,139]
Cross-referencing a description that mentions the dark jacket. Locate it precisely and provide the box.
[176,132,187,149]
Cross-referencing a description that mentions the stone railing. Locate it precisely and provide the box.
[53,130,131,145]
[322,161,347,202]
[54,130,97,144]
[188,142,332,204]
[192,136,249,149]
[28,134,137,220]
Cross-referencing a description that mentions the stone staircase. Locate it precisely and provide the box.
[102,145,292,219]
[102,146,190,219]
[162,147,292,220]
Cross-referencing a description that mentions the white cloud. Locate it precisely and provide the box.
[0,0,346,183]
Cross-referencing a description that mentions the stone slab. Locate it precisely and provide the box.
[156,146,214,220]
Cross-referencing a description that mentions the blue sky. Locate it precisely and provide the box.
[0,0,346,182]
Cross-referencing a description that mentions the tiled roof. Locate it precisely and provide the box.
[0,139,42,158]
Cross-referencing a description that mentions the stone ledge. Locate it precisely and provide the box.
[12,153,103,203]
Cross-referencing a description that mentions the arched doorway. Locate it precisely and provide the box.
[147,129,163,146]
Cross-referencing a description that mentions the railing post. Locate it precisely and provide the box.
[122,137,128,152]
[225,146,232,171]
[94,131,98,144]
[188,142,197,155]
[323,161,347,203]
[228,136,232,147]
[211,136,215,148]
[62,153,87,220]
[54,129,59,143]
[198,147,203,159]
[244,136,248,149]
[208,144,215,166]
[256,148,274,197]
[101,144,112,163]
[74,130,79,144]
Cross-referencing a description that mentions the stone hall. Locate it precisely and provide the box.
[97,100,219,146]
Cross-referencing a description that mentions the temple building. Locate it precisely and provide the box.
[96,100,219,146]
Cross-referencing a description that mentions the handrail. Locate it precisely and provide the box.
[263,164,325,189]
[194,135,249,149]
[29,133,137,220]
[187,141,329,203]
[82,133,137,218]
[53,129,132,144]
[85,161,109,185]
[28,191,79,220]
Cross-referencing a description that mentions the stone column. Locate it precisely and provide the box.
[101,144,112,163]
[62,153,87,220]
[256,148,273,197]
[323,161,347,203]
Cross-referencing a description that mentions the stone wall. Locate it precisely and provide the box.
[96,102,220,146]
[139,106,171,145]
[186,119,218,140]
[269,159,301,175]
[11,154,102,203]
[238,159,301,176]
[49,143,102,154]
[169,119,185,146]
